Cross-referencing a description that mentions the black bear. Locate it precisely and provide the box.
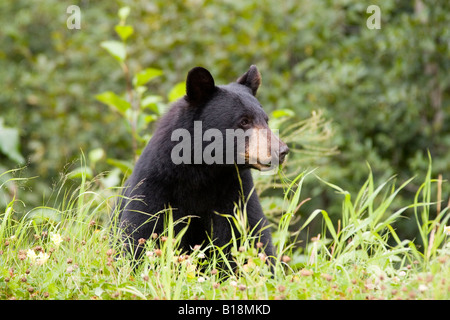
[117,65,289,264]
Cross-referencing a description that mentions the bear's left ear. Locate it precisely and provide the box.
[186,67,216,105]
[236,65,261,96]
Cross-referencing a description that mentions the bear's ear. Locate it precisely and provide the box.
[186,67,216,105]
[236,65,261,96]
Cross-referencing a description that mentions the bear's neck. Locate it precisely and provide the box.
[169,164,250,214]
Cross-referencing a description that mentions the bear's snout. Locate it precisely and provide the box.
[245,127,289,171]
[278,142,289,164]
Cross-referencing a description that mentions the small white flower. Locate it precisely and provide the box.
[197,252,205,259]
[50,233,63,247]
[398,270,406,277]
[145,251,154,257]
[444,226,450,236]
[141,273,149,281]
[364,282,376,290]
[28,250,49,265]
[418,284,428,292]
[36,252,50,265]
[230,280,237,287]
[198,277,205,283]
[27,249,37,262]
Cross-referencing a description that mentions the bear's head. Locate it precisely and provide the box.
[171,66,289,172]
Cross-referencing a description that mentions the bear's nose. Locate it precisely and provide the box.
[279,144,289,164]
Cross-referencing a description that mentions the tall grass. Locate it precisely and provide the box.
[0,158,449,300]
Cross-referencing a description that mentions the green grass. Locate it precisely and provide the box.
[0,160,449,300]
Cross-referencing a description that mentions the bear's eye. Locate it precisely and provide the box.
[240,118,250,127]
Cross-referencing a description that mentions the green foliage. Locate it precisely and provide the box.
[0,118,25,164]
[95,8,184,172]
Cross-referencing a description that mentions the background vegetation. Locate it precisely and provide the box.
[0,0,449,299]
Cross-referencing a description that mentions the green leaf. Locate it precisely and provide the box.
[168,81,186,102]
[144,114,158,124]
[0,118,25,164]
[95,91,131,114]
[100,168,122,188]
[100,40,126,62]
[320,209,339,243]
[141,95,163,113]
[106,158,134,174]
[67,167,93,180]
[26,207,61,223]
[115,25,134,42]
[88,148,105,166]
[271,109,294,119]
[94,286,104,297]
[47,283,59,296]
[133,68,163,87]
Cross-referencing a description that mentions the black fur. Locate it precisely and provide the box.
[117,66,288,262]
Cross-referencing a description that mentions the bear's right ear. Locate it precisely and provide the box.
[186,67,216,105]
[236,65,261,96]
